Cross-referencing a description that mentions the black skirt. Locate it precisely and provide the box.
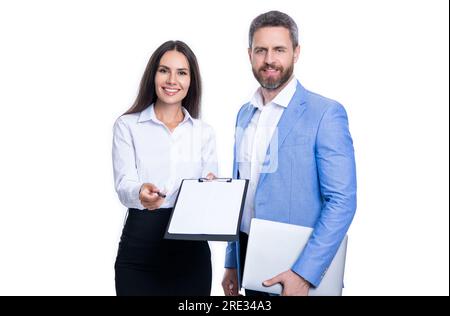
[115,208,212,296]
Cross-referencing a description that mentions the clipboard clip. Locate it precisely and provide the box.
[198,177,232,182]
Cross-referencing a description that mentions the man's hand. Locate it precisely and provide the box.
[222,268,240,296]
[139,183,165,210]
[263,269,310,296]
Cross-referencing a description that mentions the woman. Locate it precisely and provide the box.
[112,40,217,296]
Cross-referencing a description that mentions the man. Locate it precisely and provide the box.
[222,11,357,296]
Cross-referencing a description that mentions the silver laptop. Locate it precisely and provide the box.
[242,218,348,296]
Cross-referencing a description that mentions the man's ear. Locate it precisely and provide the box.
[248,47,252,61]
[293,45,300,63]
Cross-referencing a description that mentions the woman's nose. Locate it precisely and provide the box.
[166,71,176,85]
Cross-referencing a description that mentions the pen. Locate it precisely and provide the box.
[155,191,166,198]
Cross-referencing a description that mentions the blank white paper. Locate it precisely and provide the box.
[168,179,247,235]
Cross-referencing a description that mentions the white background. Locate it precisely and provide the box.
[0,0,448,296]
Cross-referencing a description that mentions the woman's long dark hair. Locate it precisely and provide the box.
[123,40,201,118]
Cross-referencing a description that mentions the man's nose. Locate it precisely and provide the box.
[264,51,274,64]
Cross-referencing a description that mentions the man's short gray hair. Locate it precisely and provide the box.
[249,10,299,49]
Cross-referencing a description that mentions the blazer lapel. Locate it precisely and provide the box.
[258,82,307,185]
[277,83,307,147]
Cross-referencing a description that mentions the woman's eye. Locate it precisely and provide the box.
[178,71,188,76]
[158,68,167,73]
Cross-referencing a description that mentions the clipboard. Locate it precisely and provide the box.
[164,178,249,241]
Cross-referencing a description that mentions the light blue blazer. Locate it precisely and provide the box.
[225,81,357,287]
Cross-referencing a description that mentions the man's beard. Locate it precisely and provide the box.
[252,62,294,90]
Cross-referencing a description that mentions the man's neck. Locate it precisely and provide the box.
[260,76,294,105]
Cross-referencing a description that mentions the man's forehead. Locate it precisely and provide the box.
[252,27,292,46]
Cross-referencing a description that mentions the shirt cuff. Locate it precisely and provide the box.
[119,182,144,210]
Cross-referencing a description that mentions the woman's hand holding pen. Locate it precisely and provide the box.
[139,183,166,210]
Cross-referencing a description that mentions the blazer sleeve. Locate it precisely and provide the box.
[225,241,238,268]
[291,102,357,287]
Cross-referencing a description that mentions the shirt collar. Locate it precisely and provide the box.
[250,76,297,110]
[138,104,194,125]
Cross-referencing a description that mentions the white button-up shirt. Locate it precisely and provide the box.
[238,77,297,233]
[112,104,218,210]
